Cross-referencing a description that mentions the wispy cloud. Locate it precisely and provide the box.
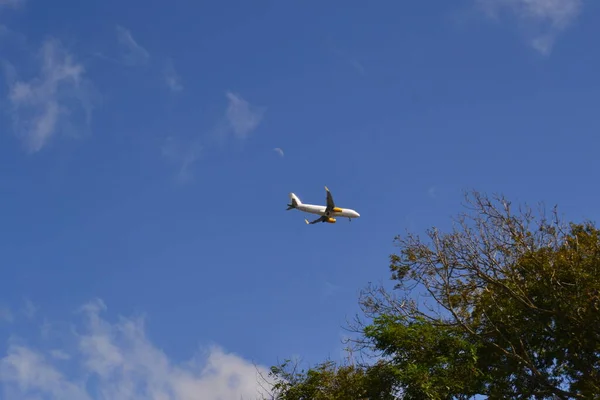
[4,38,94,153]
[0,299,272,400]
[164,59,183,92]
[326,37,366,75]
[116,25,149,66]
[225,92,265,140]
[20,299,36,320]
[273,147,284,157]
[476,0,583,54]
[163,92,265,182]
[0,22,27,47]
[162,135,202,183]
[0,305,12,323]
[427,186,437,199]
[349,58,365,75]
[49,349,70,360]
[322,281,341,298]
[0,346,89,399]
[0,0,24,8]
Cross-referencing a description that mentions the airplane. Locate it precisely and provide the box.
[286,186,360,224]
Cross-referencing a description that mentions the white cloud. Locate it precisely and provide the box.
[476,0,583,54]
[0,299,273,400]
[116,25,149,66]
[225,92,265,139]
[164,59,182,92]
[5,38,94,153]
[0,345,91,399]
[273,147,284,157]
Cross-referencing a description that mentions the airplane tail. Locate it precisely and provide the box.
[286,193,302,210]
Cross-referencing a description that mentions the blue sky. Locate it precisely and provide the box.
[0,0,598,398]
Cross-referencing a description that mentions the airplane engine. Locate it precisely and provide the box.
[332,207,343,212]
[326,218,336,223]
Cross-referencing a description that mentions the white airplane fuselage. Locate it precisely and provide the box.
[296,203,360,219]
[288,192,360,222]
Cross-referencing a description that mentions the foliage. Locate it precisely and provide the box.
[267,191,600,399]
[265,358,399,400]
[363,315,486,399]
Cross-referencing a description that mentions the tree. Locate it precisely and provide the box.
[264,357,399,400]
[268,191,600,399]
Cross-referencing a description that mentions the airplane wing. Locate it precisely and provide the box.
[305,216,328,224]
[325,186,335,212]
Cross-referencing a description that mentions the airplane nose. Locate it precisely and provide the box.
[355,211,360,217]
